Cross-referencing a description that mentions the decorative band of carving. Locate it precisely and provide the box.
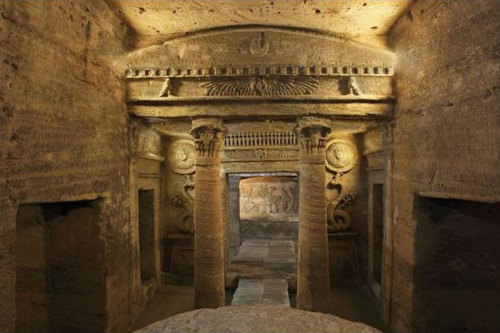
[221,148,299,162]
[301,154,325,164]
[125,64,393,79]
[202,76,318,96]
[224,131,298,148]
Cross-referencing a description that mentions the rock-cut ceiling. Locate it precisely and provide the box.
[111,0,411,48]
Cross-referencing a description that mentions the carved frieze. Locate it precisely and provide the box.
[201,76,318,96]
[125,64,393,79]
[222,148,299,162]
[125,64,394,104]
[221,130,300,162]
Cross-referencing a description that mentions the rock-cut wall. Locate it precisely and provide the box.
[0,1,132,332]
[388,1,500,332]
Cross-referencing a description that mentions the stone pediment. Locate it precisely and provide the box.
[126,25,395,69]
[125,26,395,115]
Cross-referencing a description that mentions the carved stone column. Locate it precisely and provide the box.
[190,118,226,309]
[296,118,332,312]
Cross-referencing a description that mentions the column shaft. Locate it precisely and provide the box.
[191,119,226,309]
[194,164,225,308]
[296,122,331,312]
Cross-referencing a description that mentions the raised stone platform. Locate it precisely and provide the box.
[231,278,290,306]
[134,305,381,333]
[228,240,296,289]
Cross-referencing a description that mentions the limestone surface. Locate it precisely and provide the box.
[134,305,381,333]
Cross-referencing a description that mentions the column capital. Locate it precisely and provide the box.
[190,118,226,165]
[295,118,332,163]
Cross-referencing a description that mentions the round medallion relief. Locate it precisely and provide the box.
[325,139,358,173]
[168,139,196,174]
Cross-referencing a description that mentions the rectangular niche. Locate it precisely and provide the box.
[15,200,106,333]
[239,176,298,223]
[412,196,500,333]
[138,189,155,284]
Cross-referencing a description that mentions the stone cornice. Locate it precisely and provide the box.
[125,64,393,79]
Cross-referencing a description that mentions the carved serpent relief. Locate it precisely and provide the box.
[201,76,319,96]
[327,188,358,232]
[169,175,195,234]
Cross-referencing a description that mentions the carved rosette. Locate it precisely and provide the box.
[190,118,227,165]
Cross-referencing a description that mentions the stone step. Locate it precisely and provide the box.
[232,240,269,263]
[231,278,290,307]
[232,239,296,264]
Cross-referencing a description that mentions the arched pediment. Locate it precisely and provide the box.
[126,25,395,69]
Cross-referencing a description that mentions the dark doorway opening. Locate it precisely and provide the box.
[139,189,155,283]
[372,184,384,288]
[413,196,500,333]
[15,199,106,333]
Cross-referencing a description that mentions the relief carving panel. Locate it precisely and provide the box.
[325,139,359,173]
[168,139,196,174]
[325,137,360,232]
[239,176,298,222]
[201,76,318,96]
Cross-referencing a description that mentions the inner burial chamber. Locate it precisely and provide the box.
[239,176,298,223]
[238,175,299,241]
[15,199,106,333]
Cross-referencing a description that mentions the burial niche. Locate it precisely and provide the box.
[138,189,155,284]
[15,200,106,333]
[413,197,500,333]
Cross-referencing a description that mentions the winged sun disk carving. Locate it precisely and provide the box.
[201,76,319,96]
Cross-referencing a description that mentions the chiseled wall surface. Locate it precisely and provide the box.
[389,1,500,332]
[0,1,132,332]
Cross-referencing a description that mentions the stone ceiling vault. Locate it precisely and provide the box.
[111,0,412,49]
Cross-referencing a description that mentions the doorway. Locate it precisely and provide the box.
[371,183,384,296]
[138,189,155,284]
[226,172,298,306]
[15,200,106,333]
